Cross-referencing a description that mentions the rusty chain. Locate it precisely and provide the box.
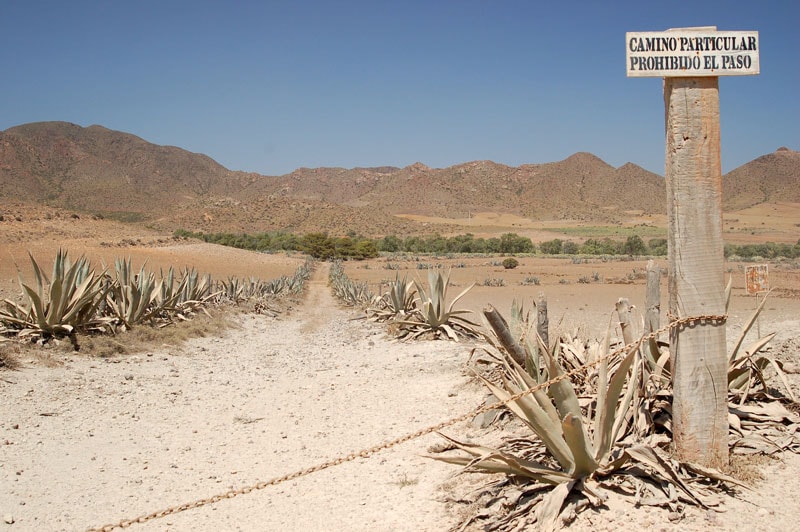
[89,313,726,531]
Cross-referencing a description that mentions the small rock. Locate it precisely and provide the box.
[124,374,134,381]
[3,513,14,524]
[668,511,682,522]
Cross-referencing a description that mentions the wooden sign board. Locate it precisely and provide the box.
[745,264,769,295]
[626,30,759,77]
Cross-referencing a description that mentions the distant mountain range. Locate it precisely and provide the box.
[1,121,797,236]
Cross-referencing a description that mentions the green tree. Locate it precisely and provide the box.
[648,238,668,256]
[301,233,335,259]
[623,235,647,256]
[562,241,580,254]
[377,235,402,252]
[539,239,563,255]
[354,239,379,259]
[499,233,534,254]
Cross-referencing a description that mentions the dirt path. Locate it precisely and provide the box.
[0,263,485,531]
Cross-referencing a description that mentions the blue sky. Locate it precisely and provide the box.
[1,1,797,176]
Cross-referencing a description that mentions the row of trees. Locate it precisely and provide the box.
[175,229,800,260]
[174,229,379,260]
[375,233,534,254]
[724,241,800,259]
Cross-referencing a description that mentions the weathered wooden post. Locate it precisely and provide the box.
[536,292,548,351]
[627,27,759,467]
[644,259,661,335]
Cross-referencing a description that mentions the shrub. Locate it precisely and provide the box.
[540,239,563,255]
[502,257,519,270]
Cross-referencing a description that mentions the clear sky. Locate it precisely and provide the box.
[1,1,797,176]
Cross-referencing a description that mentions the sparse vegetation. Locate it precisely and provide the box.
[329,260,374,307]
[175,229,800,261]
[395,270,480,341]
[354,269,480,341]
[0,250,312,346]
[433,297,792,530]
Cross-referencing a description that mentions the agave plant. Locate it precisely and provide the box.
[434,313,741,530]
[106,258,162,329]
[329,260,374,307]
[642,278,795,403]
[396,269,479,341]
[367,274,417,322]
[0,250,110,338]
[217,276,246,302]
[726,290,794,402]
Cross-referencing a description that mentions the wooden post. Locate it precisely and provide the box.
[615,298,635,345]
[645,260,661,334]
[664,76,728,467]
[628,26,758,468]
[536,292,549,351]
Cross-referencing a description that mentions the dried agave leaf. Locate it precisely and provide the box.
[728,289,771,365]
[730,402,798,423]
[623,445,702,506]
[680,461,750,489]
[534,480,576,532]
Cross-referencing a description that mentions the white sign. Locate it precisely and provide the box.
[626,30,759,77]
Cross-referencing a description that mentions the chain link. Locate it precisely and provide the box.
[89,313,725,531]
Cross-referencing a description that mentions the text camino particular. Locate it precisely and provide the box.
[628,35,757,72]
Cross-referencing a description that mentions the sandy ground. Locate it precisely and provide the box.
[2,237,800,530]
[1,264,490,531]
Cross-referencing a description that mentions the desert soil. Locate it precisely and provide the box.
[2,236,800,531]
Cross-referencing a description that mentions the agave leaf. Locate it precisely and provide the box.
[681,461,750,489]
[561,413,599,476]
[433,434,572,485]
[478,374,575,472]
[22,284,48,332]
[506,370,563,430]
[440,323,459,342]
[447,282,476,314]
[763,356,797,402]
[728,290,771,365]
[46,277,64,323]
[28,251,47,301]
[535,480,576,532]
[596,342,639,462]
[623,445,702,506]
[540,343,583,430]
[593,320,612,451]
[730,332,775,365]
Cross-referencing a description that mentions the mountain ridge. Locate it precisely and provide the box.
[1,121,797,236]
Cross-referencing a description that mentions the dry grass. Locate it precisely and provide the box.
[722,453,774,484]
[76,306,237,357]
[0,306,239,364]
[0,340,22,370]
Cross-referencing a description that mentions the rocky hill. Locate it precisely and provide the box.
[1,121,796,236]
[722,147,800,210]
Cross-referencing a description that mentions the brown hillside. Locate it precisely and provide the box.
[0,121,256,217]
[1,122,797,237]
[723,147,800,210]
